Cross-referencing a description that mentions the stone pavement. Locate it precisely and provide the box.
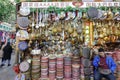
[0,53,16,80]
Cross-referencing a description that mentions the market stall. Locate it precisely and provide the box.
[15,1,120,80]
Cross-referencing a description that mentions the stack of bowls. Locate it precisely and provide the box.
[72,56,80,64]
[22,70,31,80]
[49,56,56,80]
[81,58,91,80]
[80,64,85,80]
[56,56,64,80]
[72,64,80,80]
[64,57,72,80]
[31,55,41,80]
[41,56,48,79]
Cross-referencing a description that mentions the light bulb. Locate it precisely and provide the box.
[35,24,39,29]
[32,22,35,27]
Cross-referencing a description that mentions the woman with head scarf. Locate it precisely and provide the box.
[0,40,13,67]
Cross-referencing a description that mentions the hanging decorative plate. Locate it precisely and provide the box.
[16,30,29,40]
[18,41,28,51]
[19,6,30,16]
[19,61,30,72]
[17,17,29,29]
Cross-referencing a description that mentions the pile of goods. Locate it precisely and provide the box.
[16,3,120,80]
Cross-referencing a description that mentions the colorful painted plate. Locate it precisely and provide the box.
[16,30,29,40]
[19,61,30,72]
[18,41,28,51]
[19,6,30,16]
[17,17,29,29]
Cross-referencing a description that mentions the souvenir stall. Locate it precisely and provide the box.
[15,1,120,80]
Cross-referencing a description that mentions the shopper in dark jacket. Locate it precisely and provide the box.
[93,48,116,80]
[0,42,13,66]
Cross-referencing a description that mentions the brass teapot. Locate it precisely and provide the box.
[67,23,74,34]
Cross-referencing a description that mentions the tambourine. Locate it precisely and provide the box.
[16,30,29,40]
[19,61,30,72]
[18,41,28,51]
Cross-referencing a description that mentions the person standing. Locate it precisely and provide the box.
[93,48,116,80]
[0,41,13,67]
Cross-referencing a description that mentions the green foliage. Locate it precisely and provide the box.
[45,6,120,14]
[15,0,20,3]
[0,0,16,22]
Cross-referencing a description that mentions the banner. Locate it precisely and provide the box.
[21,2,120,8]
[0,22,12,31]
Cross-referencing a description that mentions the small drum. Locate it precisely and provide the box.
[57,64,63,68]
[41,72,48,76]
[41,69,48,73]
[72,56,80,64]
[19,61,30,72]
[64,78,72,80]
[64,65,72,78]
[32,55,41,60]
[31,73,40,80]
[41,56,48,63]
[72,64,80,77]
[57,73,63,77]
[41,63,48,69]
[32,60,40,66]
[49,68,56,71]
[64,66,71,70]
[72,77,80,80]
[41,74,48,79]
[32,69,40,75]
[49,71,56,79]
[49,64,56,71]
[49,57,56,64]
[57,60,63,64]
[57,68,63,72]
[64,61,72,66]
[57,57,64,61]
[49,63,56,68]
[56,77,63,80]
